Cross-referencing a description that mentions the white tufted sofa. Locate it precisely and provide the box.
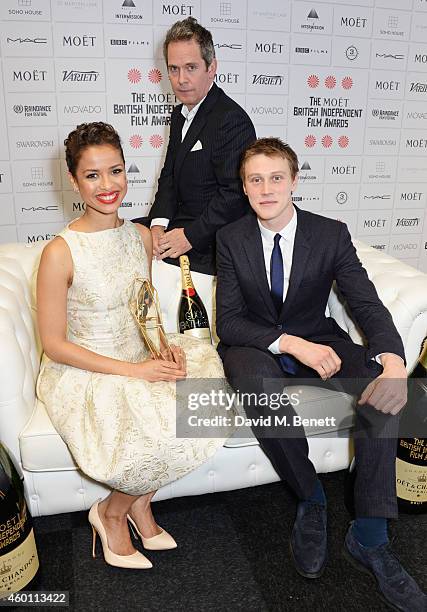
[0,239,427,517]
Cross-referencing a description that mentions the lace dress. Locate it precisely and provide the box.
[36,220,234,495]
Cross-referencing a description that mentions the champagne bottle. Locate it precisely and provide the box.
[178,255,211,343]
[396,338,427,514]
[0,444,39,599]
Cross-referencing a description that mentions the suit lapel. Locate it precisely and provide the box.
[242,216,278,322]
[280,208,312,320]
[174,84,222,182]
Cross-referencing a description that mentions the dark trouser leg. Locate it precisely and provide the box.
[223,346,318,501]
[318,339,400,519]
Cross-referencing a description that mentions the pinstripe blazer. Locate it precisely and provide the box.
[149,83,256,274]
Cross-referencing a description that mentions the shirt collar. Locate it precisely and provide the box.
[257,206,297,243]
[181,83,213,122]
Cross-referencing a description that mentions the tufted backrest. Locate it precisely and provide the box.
[1,237,427,462]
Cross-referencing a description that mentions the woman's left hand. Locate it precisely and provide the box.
[169,344,187,372]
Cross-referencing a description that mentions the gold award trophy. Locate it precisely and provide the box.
[130,278,172,360]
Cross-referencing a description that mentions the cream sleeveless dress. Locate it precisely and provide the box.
[36,220,234,495]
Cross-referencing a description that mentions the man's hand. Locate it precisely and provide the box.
[158,228,192,260]
[151,225,166,258]
[279,335,341,380]
[358,353,407,415]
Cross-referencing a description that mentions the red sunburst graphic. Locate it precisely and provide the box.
[341,76,353,90]
[325,75,336,89]
[322,135,333,148]
[148,68,162,84]
[307,74,319,88]
[128,68,142,84]
[338,135,349,148]
[129,134,143,149]
[149,134,164,149]
[305,134,316,148]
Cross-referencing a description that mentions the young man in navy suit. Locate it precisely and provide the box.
[143,17,255,275]
[216,138,426,611]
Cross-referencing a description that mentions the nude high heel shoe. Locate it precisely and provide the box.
[89,501,153,569]
[127,514,177,550]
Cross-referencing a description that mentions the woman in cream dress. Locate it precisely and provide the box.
[36,122,234,569]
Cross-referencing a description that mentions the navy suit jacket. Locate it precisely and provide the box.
[216,208,405,364]
[149,83,256,274]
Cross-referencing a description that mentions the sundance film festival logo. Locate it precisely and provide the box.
[371,108,399,121]
[62,70,99,82]
[252,74,284,86]
[13,103,51,117]
[115,0,145,22]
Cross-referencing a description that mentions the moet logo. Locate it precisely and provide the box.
[63,35,96,47]
[162,4,194,16]
[13,70,47,81]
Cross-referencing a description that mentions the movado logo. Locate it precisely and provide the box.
[393,243,418,251]
[63,104,102,114]
[62,70,99,82]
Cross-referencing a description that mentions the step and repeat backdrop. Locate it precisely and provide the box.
[0,0,427,271]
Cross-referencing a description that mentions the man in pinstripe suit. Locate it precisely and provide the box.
[145,17,255,275]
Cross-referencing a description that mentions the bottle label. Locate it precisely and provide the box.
[183,328,211,342]
[179,256,194,291]
[396,457,427,503]
[0,529,39,598]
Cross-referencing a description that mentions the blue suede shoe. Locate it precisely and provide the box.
[344,525,427,612]
[290,502,327,579]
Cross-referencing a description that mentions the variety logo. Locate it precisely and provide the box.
[409,82,427,93]
[62,70,99,82]
[251,74,283,86]
[395,217,420,227]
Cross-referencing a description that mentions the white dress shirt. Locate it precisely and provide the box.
[151,86,212,229]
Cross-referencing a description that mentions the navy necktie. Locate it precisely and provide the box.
[270,233,297,375]
[270,233,284,314]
